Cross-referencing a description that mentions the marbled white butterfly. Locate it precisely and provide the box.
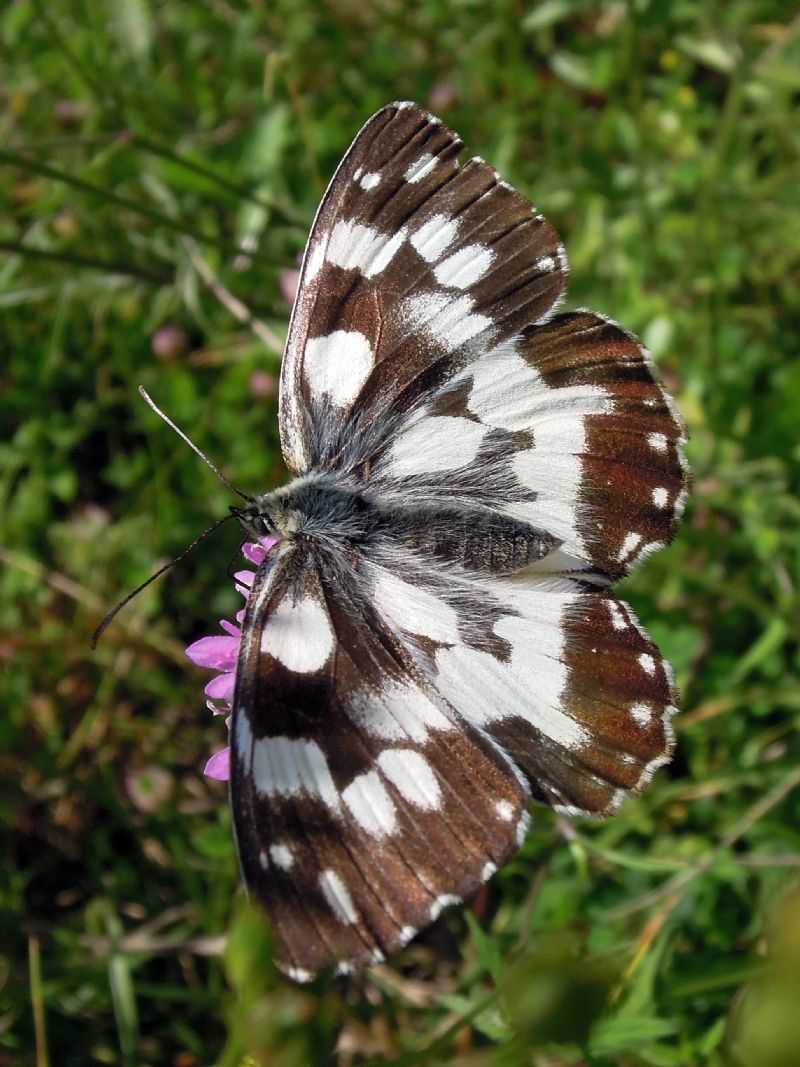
[224,102,688,982]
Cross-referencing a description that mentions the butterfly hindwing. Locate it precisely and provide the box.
[366,310,687,580]
[361,548,676,819]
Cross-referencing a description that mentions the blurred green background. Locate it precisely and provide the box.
[3,1,800,1064]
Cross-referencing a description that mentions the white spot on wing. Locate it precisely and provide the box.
[459,340,612,555]
[351,681,455,742]
[304,330,374,409]
[319,869,358,924]
[464,342,611,432]
[429,893,460,920]
[608,600,628,631]
[259,850,269,870]
[370,567,460,643]
[652,486,669,508]
[434,244,495,289]
[630,702,652,726]
[269,844,294,870]
[410,214,459,262]
[616,531,643,563]
[639,653,656,675]
[377,748,441,809]
[404,152,438,183]
[495,799,514,821]
[260,593,334,673]
[402,291,493,352]
[516,810,531,845]
[358,170,381,190]
[435,577,588,753]
[303,234,329,285]
[325,219,406,278]
[634,540,667,564]
[252,737,339,806]
[234,711,254,773]
[342,770,397,836]
[648,432,668,452]
[481,861,497,881]
[385,414,486,477]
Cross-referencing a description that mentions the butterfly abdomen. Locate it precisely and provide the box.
[377,504,560,575]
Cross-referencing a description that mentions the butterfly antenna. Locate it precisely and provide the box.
[138,386,253,502]
[92,513,235,648]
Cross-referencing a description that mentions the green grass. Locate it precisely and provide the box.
[3,1,800,1064]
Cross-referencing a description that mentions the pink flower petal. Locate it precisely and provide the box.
[205,672,236,703]
[186,635,239,670]
[242,542,266,565]
[204,747,230,781]
[193,539,279,777]
[243,536,281,565]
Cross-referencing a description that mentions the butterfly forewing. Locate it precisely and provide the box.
[228,101,688,981]
[231,541,528,978]
[279,102,568,475]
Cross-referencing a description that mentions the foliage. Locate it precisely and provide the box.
[3,1,799,1064]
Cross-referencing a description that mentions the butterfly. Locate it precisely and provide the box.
[225,101,688,982]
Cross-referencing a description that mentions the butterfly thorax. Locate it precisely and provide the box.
[238,473,374,545]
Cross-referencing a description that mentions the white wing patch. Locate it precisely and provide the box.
[319,869,359,924]
[369,566,460,643]
[350,680,455,742]
[384,414,487,477]
[357,170,381,190]
[434,577,587,750]
[404,152,438,183]
[326,219,406,278]
[342,770,397,837]
[269,843,295,870]
[447,340,615,554]
[463,343,612,433]
[260,592,334,673]
[252,737,339,805]
[401,292,493,352]
[304,330,375,408]
[377,748,442,810]
[410,214,460,262]
[433,244,495,290]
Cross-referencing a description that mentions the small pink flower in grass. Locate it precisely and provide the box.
[186,535,280,780]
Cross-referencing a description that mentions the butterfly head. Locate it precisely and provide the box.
[230,484,310,542]
[230,502,277,541]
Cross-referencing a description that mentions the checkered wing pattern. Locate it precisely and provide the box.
[279,101,567,476]
[231,102,688,980]
[231,544,529,980]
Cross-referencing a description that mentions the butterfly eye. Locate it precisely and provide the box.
[250,513,273,536]
[230,504,274,538]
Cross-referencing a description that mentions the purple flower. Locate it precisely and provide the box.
[186,535,280,780]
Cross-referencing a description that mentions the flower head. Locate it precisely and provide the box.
[185,536,280,780]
